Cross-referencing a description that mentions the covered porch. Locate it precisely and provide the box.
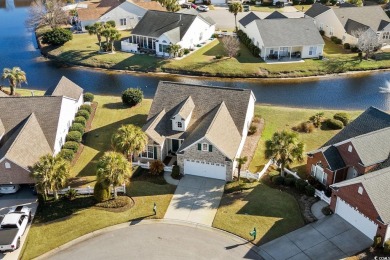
[263,46,303,63]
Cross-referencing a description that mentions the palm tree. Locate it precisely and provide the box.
[85,22,105,52]
[236,156,248,181]
[2,67,27,95]
[112,124,148,160]
[165,0,180,12]
[167,44,181,57]
[96,151,132,198]
[310,112,325,128]
[265,130,305,177]
[30,154,70,201]
[229,2,243,32]
[101,27,121,53]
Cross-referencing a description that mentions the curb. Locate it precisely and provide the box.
[35,219,261,259]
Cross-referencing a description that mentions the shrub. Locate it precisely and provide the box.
[58,149,75,161]
[94,181,111,202]
[121,88,144,107]
[330,36,342,44]
[320,0,328,4]
[284,177,296,187]
[215,55,223,59]
[322,206,332,215]
[74,116,86,127]
[333,112,349,126]
[65,188,78,201]
[384,239,390,254]
[70,123,85,135]
[309,112,325,128]
[295,179,308,192]
[319,30,325,36]
[294,121,315,133]
[66,131,82,142]
[96,196,131,208]
[350,45,360,53]
[373,235,382,248]
[305,184,315,196]
[42,28,72,45]
[326,119,344,130]
[150,160,164,176]
[171,165,182,180]
[79,104,92,113]
[343,43,350,49]
[252,115,261,123]
[83,92,94,102]
[62,141,79,152]
[106,20,116,27]
[76,109,90,120]
[329,0,337,5]
[272,176,285,185]
[183,48,190,55]
[248,124,257,135]
[237,30,261,57]
[292,0,300,4]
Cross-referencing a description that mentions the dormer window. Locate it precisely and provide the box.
[177,122,182,128]
[5,162,11,169]
[348,145,353,152]
[358,186,363,195]
[202,143,208,151]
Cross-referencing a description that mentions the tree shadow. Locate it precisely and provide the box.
[112,52,168,71]
[102,102,129,110]
[56,49,100,63]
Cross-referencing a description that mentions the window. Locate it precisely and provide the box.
[270,49,274,54]
[329,27,334,36]
[319,23,323,30]
[158,44,169,53]
[141,145,154,159]
[120,18,126,26]
[311,164,327,185]
[358,186,363,195]
[5,162,11,169]
[348,145,353,152]
[202,143,208,151]
[342,35,346,41]
[309,46,317,56]
[383,32,390,40]
[199,32,203,41]
[177,122,182,128]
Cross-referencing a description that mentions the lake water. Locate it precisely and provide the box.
[1,1,390,110]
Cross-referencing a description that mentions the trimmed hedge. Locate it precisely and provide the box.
[284,177,296,187]
[171,165,181,180]
[74,116,87,127]
[272,176,285,185]
[58,149,75,161]
[122,88,144,107]
[305,184,315,196]
[384,239,390,254]
[76,109,90,120]
[295,179,308,192]
[84,92,94,102]
[330,36,342,44]
[326,119,344,130]
[343,43,350,49]
[237,30,261,57]
[42,28,72,45]
[66,131,82,143]
[62,141,79,152]
[333,112,349,126]
[70,123,85,135]
[94,181,111,202]
[79,104,92,113]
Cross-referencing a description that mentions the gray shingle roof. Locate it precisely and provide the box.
[323,107,390,147]
[334,5,390,32]
[255,18,324,47]
[331,166,390,224]
[0,119,4,136]
[344,19,370,35]
[239,12,260,27]
[143,109,166,146]
[131,10,201,40]
[265,11,287,19]
[173,96,195,120]
[45,76,83,101]
[323,145,345,171]
[0,160,35,185]
[339,2,356,7]
[304,3,330,18]
[379,20,390,31]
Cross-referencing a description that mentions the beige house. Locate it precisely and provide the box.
[135,81,256,181]
[305,4,390,44]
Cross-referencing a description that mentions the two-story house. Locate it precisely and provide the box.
[135,81,256,181]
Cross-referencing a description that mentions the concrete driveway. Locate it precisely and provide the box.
[258,215,372,260]
[0,187,38,260]
[164,175,225,226]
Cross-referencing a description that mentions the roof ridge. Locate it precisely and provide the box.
[349,125,390,141]
[160,81,248,92]
[145,109,165,131]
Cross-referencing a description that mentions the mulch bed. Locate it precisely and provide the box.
[94,196,135,213]
[241,117,265,170]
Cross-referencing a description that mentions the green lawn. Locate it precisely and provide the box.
[213,181,305,245]
[249,106,362,174]
[293,4,312,12]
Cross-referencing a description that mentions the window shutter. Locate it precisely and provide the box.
[198,143,201,150]
[209,145,213,152]
[153,146,158,159]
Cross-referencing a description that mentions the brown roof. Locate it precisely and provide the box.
[0,160,35,185]
[77,0,125,21]
[128,0,165,11]
[45,76,83,101]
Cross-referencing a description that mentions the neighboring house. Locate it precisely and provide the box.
[135,81,256,181]
[239,13,324,60]
[305,3,390,44]
[306,106,390,188]
[123,10,215,55]
[329,166,390,241]
[0,77,84,185]
[76,0,165,31]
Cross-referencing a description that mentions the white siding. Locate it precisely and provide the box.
[180,17,215,48]
[99,1,147,30]
[301,44,324,58]
[171,115,185,131]
[235,92,255,160]
[242,21,263,57]
[308,10,345,40]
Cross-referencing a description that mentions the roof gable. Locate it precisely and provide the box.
[323,145,345,171]
[265,11,287,19]
[344,18,370,35]
[304,3,330,18]
[77,0,125,21]
[45,76,83,101]
[127,0,165,11]
[239,12,260,27]
[173,96,195,120]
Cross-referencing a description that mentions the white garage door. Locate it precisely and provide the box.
[184,159,226,180]
[335,198,378,240]
[212,0,226,4]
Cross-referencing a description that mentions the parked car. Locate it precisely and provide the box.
[0,206,31,252]
[197,5,209,11]
[191,3,198,9]
[181,2,191,8]
[243,4,250,11]
[0,184,20,194]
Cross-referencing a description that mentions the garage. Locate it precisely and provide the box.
[335,198,378,240]
[211,0,226,4]
[184,159,226,180]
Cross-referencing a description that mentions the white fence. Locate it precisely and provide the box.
[284,168,301,179]
[121,40,139,53]
[234,159,274,181]
[48,184,126,196]
[315,189,331,204]
[133,160,173,172]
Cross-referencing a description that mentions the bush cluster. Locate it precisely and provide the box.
[63,141,79,152]
[122,88,144,107]
[66,131,82,142]
[70,123,85,135]
[319,30,325,36]
[42,28,72,45]
[384,239,390,254]
[171,165,182,180]
[58,149,75,161]
[330,36,342,44]
[248,123,257,135]
[373,235,382,248]
[350,45,360,53]
[80,104,92,113]
[74,116,87,127]
[343,43,350,50]
[150,160,164,176]
[237,30,261,57]
[272,176,285,185]
[326,119,344,129]
[333,112,349,126]
[95,196,131,208]
[293,121,315,133]
[305,184,315,196]
[295,179,308,192]
[94,181,111,202]
[183,48,190,55]
[215,55,224,59]
[84,92,94,102]
[284,176,296,187]
[76,110,90,120]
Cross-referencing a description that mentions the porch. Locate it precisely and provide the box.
[263,46,304,63]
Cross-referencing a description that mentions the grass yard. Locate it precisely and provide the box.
[213,181,305,245]
[248,106,362,174]
[293,4,312,12]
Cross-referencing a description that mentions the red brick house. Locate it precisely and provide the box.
[330,166,390,241]
[306,107,390,188]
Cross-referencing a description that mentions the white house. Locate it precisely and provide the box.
[305,4,390,44]
[122,10,216,56]
[0,77,84,185]
[135,81,255,181]
[76,0,165,31]
[240,14,324,60]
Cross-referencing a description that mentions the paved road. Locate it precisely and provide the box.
[164,175,225,226]
[49,222,261,260]
[258,215,372,260]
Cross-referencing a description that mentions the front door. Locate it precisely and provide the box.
[172,139,179,153]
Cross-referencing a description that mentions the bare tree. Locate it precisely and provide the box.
[352,28,382,60]
[26,0,68,29]
[222,36,240,58]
